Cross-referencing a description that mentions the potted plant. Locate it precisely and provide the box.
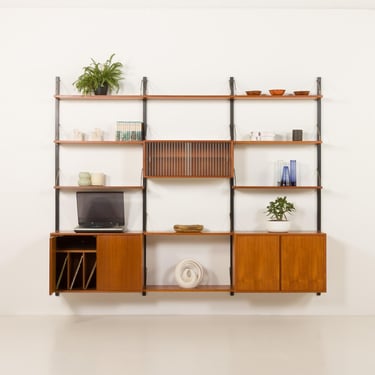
[73,53,124,95]
[265,196,295,232]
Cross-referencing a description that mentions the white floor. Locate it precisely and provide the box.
[1,315,374,375]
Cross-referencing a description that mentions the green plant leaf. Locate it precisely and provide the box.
[73,53,124,95]
[265,196,295,221]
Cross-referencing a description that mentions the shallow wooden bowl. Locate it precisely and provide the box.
[174,224,204,233]
[293,90,310,96]
[269,89,285,96]
[246,90,262,96]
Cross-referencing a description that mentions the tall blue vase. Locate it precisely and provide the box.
[281,166,290,186]
[290,160,297,186]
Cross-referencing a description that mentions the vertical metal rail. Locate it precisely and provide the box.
[142,77,148,295]
[316,77,322,232]
[55,77,60,232]
[229,77,235,295]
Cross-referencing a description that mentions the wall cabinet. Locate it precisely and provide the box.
[50,76,326,296]
[234,233,326,293]
[49,233,143,295]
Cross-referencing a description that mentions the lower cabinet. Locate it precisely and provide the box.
[234,233,326,293]
[49,233,143,294]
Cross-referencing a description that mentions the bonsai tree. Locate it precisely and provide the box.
[73,53,124,95]
[266,196,295,221]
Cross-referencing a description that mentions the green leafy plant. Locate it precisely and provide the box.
[266,196,295,221]
[73,53,124,95]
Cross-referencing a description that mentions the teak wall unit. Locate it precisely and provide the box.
[50,76,326,296]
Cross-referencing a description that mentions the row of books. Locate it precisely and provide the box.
[116,121,143,141]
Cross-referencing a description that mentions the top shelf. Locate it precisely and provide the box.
[55,94,323,101]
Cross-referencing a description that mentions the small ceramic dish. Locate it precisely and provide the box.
[246,90,262,96]
[269,89,285,96]
[293,90,310,96]
[173,224,204,233]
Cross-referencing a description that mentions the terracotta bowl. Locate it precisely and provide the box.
[246,90,262,96]
[293,90,310,96]
[269,89,285,96]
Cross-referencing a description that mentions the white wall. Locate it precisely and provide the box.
[0,7,374,315]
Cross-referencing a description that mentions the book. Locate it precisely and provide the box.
[116,121,143,141]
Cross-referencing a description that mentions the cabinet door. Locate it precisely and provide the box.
[49,237,57,295]
[97,234,143,292]
[234,234,280,292]
[281,234,326,292]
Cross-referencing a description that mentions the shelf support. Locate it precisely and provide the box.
[229,77,235,292]
[55,76,61,232]
[316,77,322,232]
[142,76,148,294]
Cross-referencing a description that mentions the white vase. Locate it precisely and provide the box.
[266,220,291,233]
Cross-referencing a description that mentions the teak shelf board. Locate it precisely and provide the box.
[234,94,323,100]
[145,95,231,100]
[234,140,322,145]
[56,249,96,253]
[54,289,99,293]
[145,285,231,292]
[145,175,233,179]
[144,231,232,236]
[51,231,142,236]
[55,94,323,101]
[233,186,322,190]
[54,185,143,191]
[55,94,144,100]
[234,231,325,235]
[144,139,231,143]
[55,140,144,145]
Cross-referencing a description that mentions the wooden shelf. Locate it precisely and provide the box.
[144,231,232,236]
[234,94,322,100]
[55,94,144,100]
[234,140,322,145]
[233,186,322,190]
[56,249,96,253]
[51,231,142,236]
[145,285,231,292]
[55,140,143,145]
[55,94,322,101]
[54,185,143,191]
[145,95,231,100]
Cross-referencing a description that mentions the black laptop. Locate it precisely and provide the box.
[74,191,125,233]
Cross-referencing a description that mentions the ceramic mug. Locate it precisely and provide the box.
[78,172,91,186]
[91,172,105,186]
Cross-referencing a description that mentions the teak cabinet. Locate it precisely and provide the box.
[49,233,143,295]
[50,76,326,296]
[234,233,326,293]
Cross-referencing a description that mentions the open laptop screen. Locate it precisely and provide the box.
[76,192,124,227]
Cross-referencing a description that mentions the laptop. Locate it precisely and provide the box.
[74,191,125,233]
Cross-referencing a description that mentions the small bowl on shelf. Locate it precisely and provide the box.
[293,90,310,96]
[245,90,262,96]
[269,89,285,96]
[173,224,204,233]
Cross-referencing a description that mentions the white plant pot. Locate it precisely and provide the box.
[266,220,291,233]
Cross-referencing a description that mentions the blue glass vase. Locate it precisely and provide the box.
[290,160,297,186]
[281,166,290,186]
